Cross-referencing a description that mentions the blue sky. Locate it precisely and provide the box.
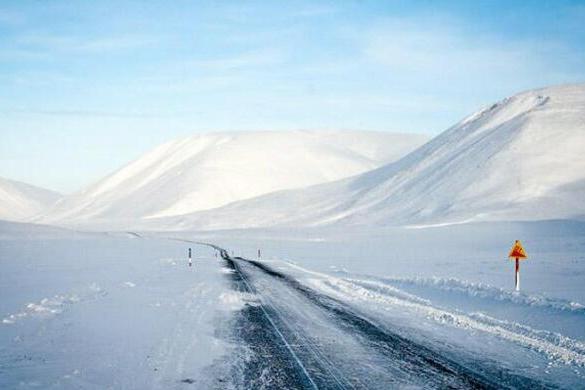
[1,0,585,193]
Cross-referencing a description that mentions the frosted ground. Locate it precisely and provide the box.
[1,219,584,388]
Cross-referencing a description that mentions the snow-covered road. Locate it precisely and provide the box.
[218,251,553,389]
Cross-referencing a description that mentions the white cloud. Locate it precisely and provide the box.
[15,33,160,53]
[0,48,49,62]
[185,48,287,71]
[362,17,584,86]
[219,2,337,23]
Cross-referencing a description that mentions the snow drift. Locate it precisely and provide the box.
[0,177,61,222]
[145,83,585,230]
[38,131,427,227]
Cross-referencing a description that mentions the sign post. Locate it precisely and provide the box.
[507,240,527,291]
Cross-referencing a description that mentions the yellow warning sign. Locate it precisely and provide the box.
[508,240,528,259]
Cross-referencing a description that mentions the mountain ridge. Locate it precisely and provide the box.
[38,130,427,226]
[0,176,61,222]
[136,83,585,231]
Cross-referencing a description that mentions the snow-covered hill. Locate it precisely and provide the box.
[39,131,427,227]
[147,83,585,230]
[0,177,61,222]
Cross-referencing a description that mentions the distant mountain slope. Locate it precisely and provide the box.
[146,83,585,231]
[0,177,61,222]
[39,131,427,226]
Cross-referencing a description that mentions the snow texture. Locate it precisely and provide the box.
[38,131,427,228]
[1,220,584,387]
[145,83,585,231]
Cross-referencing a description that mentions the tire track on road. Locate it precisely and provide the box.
[240,258,552,389]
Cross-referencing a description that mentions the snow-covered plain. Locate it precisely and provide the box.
[0,223,234,388]
[1,219,584,388]
[38,131,427,228]
[0,177,61,222]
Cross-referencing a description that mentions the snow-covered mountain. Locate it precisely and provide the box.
[39,131,427,227]
[145,83,585,230]
[0,177,61,222]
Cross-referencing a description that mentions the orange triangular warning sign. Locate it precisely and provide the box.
[508,240,528,259]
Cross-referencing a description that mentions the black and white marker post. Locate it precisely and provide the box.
[188,248,192,267]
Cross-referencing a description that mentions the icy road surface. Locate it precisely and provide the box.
[214,251,571,389]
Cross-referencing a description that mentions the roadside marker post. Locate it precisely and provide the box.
[508,240,527,291]
[258,249,261,259]
[188,248,192,267]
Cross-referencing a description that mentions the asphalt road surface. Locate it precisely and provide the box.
[217,250,550,390]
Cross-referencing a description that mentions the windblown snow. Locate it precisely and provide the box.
[150,83,585,230]
[0,177,61,222]
[37,131,427,227]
